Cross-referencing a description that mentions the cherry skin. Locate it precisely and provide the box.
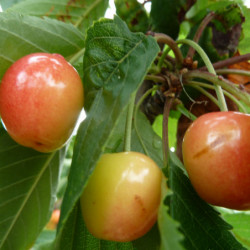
[182,111,250,210]
[80,151,163,242]
[0,53,84,152]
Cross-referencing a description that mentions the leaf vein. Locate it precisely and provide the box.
[0,155,47,171]
[0,175,36,191]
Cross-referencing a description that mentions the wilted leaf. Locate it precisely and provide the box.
[0,129,65,250]
[184,2,245,62]
[211,4,245,56]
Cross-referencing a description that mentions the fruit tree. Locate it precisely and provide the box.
[0,1,249,250]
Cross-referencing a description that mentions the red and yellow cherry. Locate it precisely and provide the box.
[182,111,250,210]
[80,151,163,242]
[0,53,84,152]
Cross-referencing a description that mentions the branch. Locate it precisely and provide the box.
[199,53,250,70]
[187,12,216,59]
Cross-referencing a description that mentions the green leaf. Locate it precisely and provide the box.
[186,0,244,21]
[55,16,159,246]
[54,201,90,250]
[32,229,56,250]
[150,0,193,39]
[158,191,184,250]
[167,152,247,250]
[115,0,149,33]
[239,6,250,54]
[0,12,84,80]
[0,0,24,10]
[0,129,65,250]
[6,0,109,33]
[212,4,244,32]
[82,16,159,95]
[132,110,163,167]
[222,212,250,249]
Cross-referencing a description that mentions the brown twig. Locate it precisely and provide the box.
[187,12,216,59]
[199,53,250,70]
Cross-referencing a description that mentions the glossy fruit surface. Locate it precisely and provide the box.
[0,53,84,152]
[80,151,162,242]
[182,111,250,210]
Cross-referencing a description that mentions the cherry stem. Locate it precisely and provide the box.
[162,97,174,167]
[157,47,172,71]
[187,11,216,59]
[184,71,250,106]
[145,74,166,83]
[150,32,184,68]
[176,103,197,121]
[134,85,160,154]
[187,80,248,113]
[199,53,250,70]
[135,85,160,111]
[124,92,136,152]
[177,39,228,112]
[187,83,219,107]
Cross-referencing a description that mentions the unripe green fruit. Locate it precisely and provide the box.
[80,151,163,242]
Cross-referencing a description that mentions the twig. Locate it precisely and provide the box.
[216,69,250,77]
[187,12,216,59]
[199,53,250,70]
